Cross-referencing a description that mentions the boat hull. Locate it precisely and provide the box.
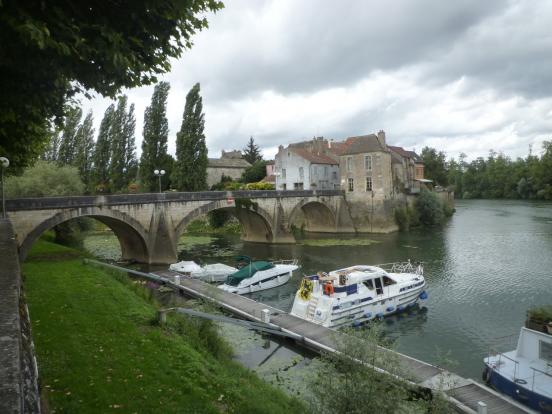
[484,364,552,413]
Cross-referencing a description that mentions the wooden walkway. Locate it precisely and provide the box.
[148,269,534,414]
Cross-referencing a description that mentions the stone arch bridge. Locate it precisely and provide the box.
[6,190,354,264]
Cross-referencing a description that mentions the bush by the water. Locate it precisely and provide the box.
[395,190,454,231]
[5,160,84,197]
[415,190,445,226]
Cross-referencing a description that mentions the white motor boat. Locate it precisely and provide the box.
[218,256,299,294]
[483,312,552,412]
[169,260,237,283]
[290,262,427,328]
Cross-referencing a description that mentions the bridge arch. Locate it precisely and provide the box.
[19,207,150,263]
[288,200,337,233]
[175,200,275,243]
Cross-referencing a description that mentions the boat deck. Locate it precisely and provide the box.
[150,269,534,413]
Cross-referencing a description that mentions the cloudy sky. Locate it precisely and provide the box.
[82,0,552,161]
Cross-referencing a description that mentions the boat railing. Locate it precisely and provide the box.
[491,351,520,382]
[272,259,299,266]
[377,261,424,275]
[529,365,550,392]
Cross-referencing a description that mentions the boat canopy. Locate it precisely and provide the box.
[226,261,274,286]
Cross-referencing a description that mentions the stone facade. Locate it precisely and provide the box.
[206,150,251,188]
[388,145,425,193]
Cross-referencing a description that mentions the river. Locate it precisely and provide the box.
[83,199,552,381]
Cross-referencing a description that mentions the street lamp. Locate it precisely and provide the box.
[0,157,9,219]
[153,169,165,193]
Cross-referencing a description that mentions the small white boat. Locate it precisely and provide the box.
[483,312,552,412]
[218,256,299,294]
[290,261,427,328]
[169,260,237,283]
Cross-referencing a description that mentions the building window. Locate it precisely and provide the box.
[332,171,337,180]
[313,166,318,177]
[366,176,372,191]
[281,168,286,179]
[348,178,354,192]
[347,157,353,172]
[294,182,304,190]
[299,167,304,180]
[364,155,372,171]
[324,166,329,177]
[282,183,287,190]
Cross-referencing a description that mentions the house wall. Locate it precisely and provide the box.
[309,164,340,190]
[275,148,312,190]
[206,166,247,188]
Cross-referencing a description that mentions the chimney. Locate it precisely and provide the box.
[377,130,386,148]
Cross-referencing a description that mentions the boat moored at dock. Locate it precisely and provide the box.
[169,260,237,282]
[290,262,427,328]
[483,310,552,413]
[218,256,299,294]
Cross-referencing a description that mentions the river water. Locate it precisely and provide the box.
[84,199,552,381]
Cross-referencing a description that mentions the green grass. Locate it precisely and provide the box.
[23,239,304,413]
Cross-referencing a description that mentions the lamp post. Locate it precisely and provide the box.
[0,157,9,219]
[153,169,165,193]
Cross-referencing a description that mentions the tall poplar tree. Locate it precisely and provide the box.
[124,103,138,185]
[110,96,129,191]
[58,107,82,166]
[140,82,170,192]
[74,111,95,189]
[92,104,115,192]
[173,82,208,191]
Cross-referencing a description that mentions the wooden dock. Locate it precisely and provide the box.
[147,269,534,414]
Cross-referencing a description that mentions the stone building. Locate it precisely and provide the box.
[206,150,251,188]
[274,140,340,190]
[388,145,425,193]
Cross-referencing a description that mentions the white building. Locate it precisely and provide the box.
[274,144,340,190]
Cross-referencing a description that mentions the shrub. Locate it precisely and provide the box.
[415,189,444,226]
[5,161,84,197]
[394,207,410,231]
[244,181,275,190]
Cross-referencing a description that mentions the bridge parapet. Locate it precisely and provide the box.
[6,189,343,211]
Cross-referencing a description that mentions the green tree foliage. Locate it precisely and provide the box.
[57,107,83,166]
[0,0,224,172]
[421,147,448,186]
[42,128,61,162]
[124,104,138,187]
[5,161,84,198]
[140,82,170,192]
[92,104,115,192]
[74,111,95,190]
[173,83,208,191]
[110,96,132,192]
[241,160,268,183]
[444,141,552,200]
[243,136,262,164]
[415,189,444,226]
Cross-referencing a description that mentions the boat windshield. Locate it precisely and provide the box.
[226,261,274,286]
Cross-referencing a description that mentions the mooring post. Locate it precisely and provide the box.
[174,275,180,285]
[477,401,487,414]
[157,310,167,325]
[261,309,271,323]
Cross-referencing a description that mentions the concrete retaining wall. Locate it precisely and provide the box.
[0,220,40,413]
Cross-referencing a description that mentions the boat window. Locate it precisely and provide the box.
[374,277,383,295]
[363,279,374,290]
[540,340,552,362]
[382,276,396,286]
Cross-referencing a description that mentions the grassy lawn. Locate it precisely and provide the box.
[23,240,305,413]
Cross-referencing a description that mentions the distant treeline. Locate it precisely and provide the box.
[421,141,552,200]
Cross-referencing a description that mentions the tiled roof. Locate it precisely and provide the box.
[341,134,386,155]
[388,146,423,164]
[291,148,338,165]
[208,158,251,168]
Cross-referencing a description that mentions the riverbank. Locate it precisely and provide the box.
[22,239,304,413]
